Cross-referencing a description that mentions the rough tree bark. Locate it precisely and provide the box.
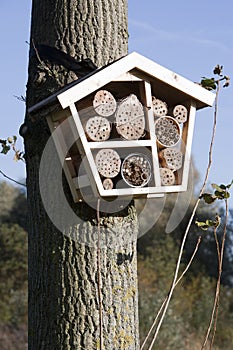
[25,1,139,349]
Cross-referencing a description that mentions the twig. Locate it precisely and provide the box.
[0,169,26,187]
[201,226,220,349]
[211,199,229,347]
[145,80,220,350]
[140,236,201,350]
[32,39,57,79]
[201,199,229,349]
[12,143,25,163]
[32,39,44,65]
[97,199,103,350]
[176,236,202,285]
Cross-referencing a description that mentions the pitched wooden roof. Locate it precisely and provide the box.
[29,51,215,114]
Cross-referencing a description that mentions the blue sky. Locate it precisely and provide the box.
[128,0,233,208]
[1,1,233,206]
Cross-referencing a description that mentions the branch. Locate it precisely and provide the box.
[144,78,220,350]
[0,169,26,187]
[32,39,58,80]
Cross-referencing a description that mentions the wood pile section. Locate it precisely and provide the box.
[85,116,111,141]
[95,149,121,178]
[154,116,181,148]
[121,153,151,187]
[115,94,145,140]
[80,89,189,191]
[152,96,187,186]
[93,90,117,117]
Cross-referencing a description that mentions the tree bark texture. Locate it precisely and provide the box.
[25,1,139,349]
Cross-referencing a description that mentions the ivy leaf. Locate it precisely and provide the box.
[211,182,231,200]
[14,151,24,162]
[7,136,17,144]
[226,180,233,189]
[196,215,221,231]
[200,77,217,91]
[1,145,11,155]
[223,76,230,88]
[214,190,225,199]
[201,193,217,204]
[212,183,225,192]
[195,220,210,231]
[7,137,13,144]
[213,65,223,76]
[214,190,230,200]
[0,139,7,146]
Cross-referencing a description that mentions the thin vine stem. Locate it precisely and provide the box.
[201,225,220,349]
[140,236,202,350]
[145,81,220,350]
[211,199,229,348]
[201,199,229,350]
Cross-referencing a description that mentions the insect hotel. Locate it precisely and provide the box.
[29,52,215,202]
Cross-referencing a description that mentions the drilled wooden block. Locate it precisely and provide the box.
[121,153,151,187]
[155,116,181,148]
[152,97,168,117]
[85,116,111,141]
[102,178,114,190]
[160,167,175,186]
[116,94,145,140]
[93,90,117,117]
[159,148,183,171]
[95,149,121,178]
[173,104,188,123]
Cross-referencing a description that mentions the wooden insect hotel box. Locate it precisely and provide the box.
[29,52,215,202]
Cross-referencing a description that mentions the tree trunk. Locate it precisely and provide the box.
[25,1,139,349]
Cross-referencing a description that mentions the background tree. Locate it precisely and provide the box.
[0,182,28,350]
[1,180,233,349]
[137,194,233,349]
[24,1,139,349]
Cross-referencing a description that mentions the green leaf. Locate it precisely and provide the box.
[7,137,13,144]
[213,65,223,76]
[206,220,216,228]
[223,76,230,88]
[195,220,209,231]
[201,193,217,204]
[7,136,17,144]
[200,77,217,91]
[14,151,23,162]
[0,139,7,146]
[211,182,232,200]
[1,145,11,155]
[215,190,225,199]
[195,215,221,231]
[212,183,225,191]
[226,180,233,189]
